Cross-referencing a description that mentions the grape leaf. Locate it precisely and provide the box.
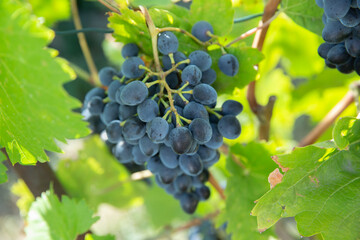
[56,136,147,209]
[210,45,264,92]
[25,189,99,240]
[333,117,360,150]
[190,0,234,36]
[217,142,277,239]
[27,0,71,26]
[252,119,360,240]
[282,0,323,36]
[0,1,89,165]
[0,151,7,184]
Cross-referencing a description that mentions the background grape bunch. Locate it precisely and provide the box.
[81,21,242,214]
[316,0,360,74]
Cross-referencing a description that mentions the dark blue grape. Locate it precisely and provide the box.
[191,21,214,42]
[84,87,105,105]
[325,59,336,68]
[180,193,199,214]
[106,120,123,143]
[139,135,159,157]
[327,44,350,65]
[108,80,122,102]
[158,31,179,55]
[99,67,116,86]
[183,101,209,120]
[181,65,202,86]
[113,141,133,163]
[201,68,216,85]
[164,123,175,147]
[323,0,351,19]
[120,81,148,106]
[158,167,178,184]
[159,145,179,169]
[318,43,335,59]
[189,50,212,71]
[197,146,216,161]
[162,51,187,70]
[87,116,106,134]
[322,19,351,43]
[204,124,223,149]
[221,100,243,116]
[122,57,145,79]
[123,117,146,140]
[218,54,239,76]
[218,115,241,139]
[166,72,179,88]
[132,145,150,165]
[315,0,324,7]
[174,174,192,192]
[146,117,169,142]
[179,154,203,176]
[87,96,104,115]
[336,57,355,74]
[122,43,139,58]
[100,102,119,125]
[169,127,193,154]
[119,105,137,121]
[196,185,210,201]
[203,151,220,168]
[186,140,199,155]
[137,99,159,122]
[345,36,360,57]
[340,8,360,28]
[189,118,212,144]
[147,157,163,174]
[115,85,125,105]
[192,84,217,105]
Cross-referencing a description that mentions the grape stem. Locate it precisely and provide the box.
[205,106,222,119]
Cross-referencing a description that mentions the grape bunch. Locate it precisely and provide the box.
[81,21,242,214]
[316,0,360,74]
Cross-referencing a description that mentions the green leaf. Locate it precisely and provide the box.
[85,233,116,240]
[129,0,172,7]
[333,117,360,149]
[26,189,99,240]
[0,151,7,184]
[217,142,277,239]
[190,0,234,36]
[210,45,264,92]
[27,0,71,26]
[0,1,89,165]
[252,141,360,240]
[56,136,147,209]
[11,179,35,216]
[282,0,324,36]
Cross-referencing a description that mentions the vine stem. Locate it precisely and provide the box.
[71,0,99,85]
[97,0,121,14]
[246,0,281,141]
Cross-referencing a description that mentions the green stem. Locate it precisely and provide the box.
[205,106,223,119]
[139,65,160,76]
[146,80,161,88]
[233,13,264,23]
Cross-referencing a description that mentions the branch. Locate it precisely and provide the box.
[247,0,281,141]
[208,172,226,200]
[171,210,220,233]
[71,0,99,85]
[97,0,121,14]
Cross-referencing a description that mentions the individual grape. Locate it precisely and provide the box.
[122,117,146,141]
[157,31,179,55]
[191,21,214,42]
[122,57,145,79]
[192,169,210,187]
[108,80,122,102]
[166,72,179,89]
[327,44,350,65]
[186,140,199,155]
[164,182,177,195]
[325,59,336,68]
[162,51,187,70]
[354,57,360,75]
[221,100,243,116]
[159,145,179,169]
[87,96,104,115]
[99,67,117,86]
[113,141,133,163]
[139,135,160,157]
[132,145,150,165]
[164,123,175,147]
[322,19,351,43]
[189,50,212,71]
[118,105,136,121]
[323,0,351,19]
[345,36,360,57]
[179,154,203,176]
[183,101,209,120]
[204,124,223,149]
[317,43,335,59]
[197,146,216,162]
[137,99,159,122]
[158,167,178,184]
[189,118,212,144]
[146,117,169,142]
[87,115,106,134]
[84,87,105,105]
[200,68,216,85]
[169,127,193,154]
[340,8,360,28]
[147,157,163,174]
[180,193,199,214]
[217,115,241,139]
[351,0,357,7]
[196,185,211,201]
[121,43,139,58]
[192,84,217,105]
[115,85,125,105]
[100,102,119,125]
[218,54,239,76]
[120,80,148,106]
[174,174,192,192]
[203,151,220,168]
[106,120,123,143]
[155,174,169,189]
[336,57,355,74]
[181,65,202,86]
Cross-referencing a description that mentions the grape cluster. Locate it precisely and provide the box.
[82,21,242,214]
[316,0,360,74]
